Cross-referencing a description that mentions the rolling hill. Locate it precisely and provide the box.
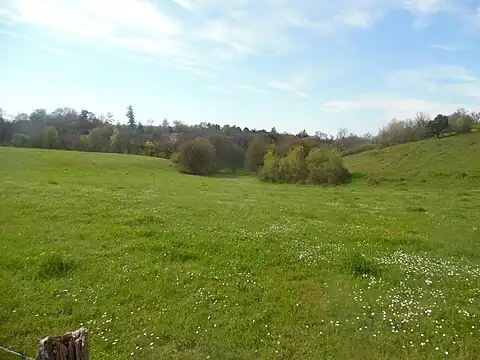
[0,141,479,359]
[344,132,480,185]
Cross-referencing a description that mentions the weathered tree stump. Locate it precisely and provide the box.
[35,327,89,360]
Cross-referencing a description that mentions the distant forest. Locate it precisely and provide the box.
[0,106,478,172]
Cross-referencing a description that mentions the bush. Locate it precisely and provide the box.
[259,146,349,186]
[449,115,473,133]
[10,133,30,147]
[259,145,282,182]
[177,137,216,175]
[138,140,157,157]
[279,146,308,183]
[170,152,180,163]
[306,148,350,185]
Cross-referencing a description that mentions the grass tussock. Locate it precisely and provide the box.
[342,251,380,277]
[37,254,74,278]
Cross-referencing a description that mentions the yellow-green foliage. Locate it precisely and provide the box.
[306,148,350,185]
[260,145,282,182]
[279,146,308,183]
[260,145,349,185]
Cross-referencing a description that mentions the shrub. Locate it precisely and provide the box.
[279,145,308,183]
[449,115,473,133]
[259,146,349,186]
[177,137,216,175]
[170,152,180,163]
[10,133,30,147]
[259,145,282,182]
[306,148,350,185]
[138,140,157,157]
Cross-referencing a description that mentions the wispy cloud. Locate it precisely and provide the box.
[388,65,480,99]
[269,81,307,98]
[38,45,77,57]
[0,0,210,73]
[428,44,470,52]
[0,0,478,80]
[204,85,232,95]
[336,9,376,29]
[322,94,466,118]
[268,72,310,98]
[234,84,270,94]
[171,0,198,13]
[389,65,478,84]
[0,28,32,40]
[401,0,457,14]
[0,29,78,56]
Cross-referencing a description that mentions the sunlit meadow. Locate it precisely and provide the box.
[0,142,479,359]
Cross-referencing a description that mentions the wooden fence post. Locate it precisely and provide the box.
[35,327,89,360]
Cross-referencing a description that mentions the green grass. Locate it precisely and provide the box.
[344,131,480,185]
[0,143,479,359]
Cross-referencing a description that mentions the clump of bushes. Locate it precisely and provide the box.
[177,137,216,175]
[259,144,350,185]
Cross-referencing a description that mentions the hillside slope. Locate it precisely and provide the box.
[344,132,480,185]
[1,146,480,359]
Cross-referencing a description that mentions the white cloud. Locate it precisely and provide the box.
[268,72,311,97]
[388,66,480,99]
[322,94,467,118]
[0,0,207,72]
[336,9,376,28]
[401,0,455,14]
[389,66,478,85]
[269,81,307,98]
[0,0,477,80]
[401,0,468,29]
[171,0,198,13]
[470,5,480,31]
[1,0,474,63]
[8,0,181,37]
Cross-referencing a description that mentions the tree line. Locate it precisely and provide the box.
[0,105,478,182]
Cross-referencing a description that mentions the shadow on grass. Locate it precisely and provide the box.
[346,172,366,183]
[213,170,253,179]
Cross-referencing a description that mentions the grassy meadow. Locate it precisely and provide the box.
[1,134,480,359]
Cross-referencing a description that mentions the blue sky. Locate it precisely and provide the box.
[1,0,479,135]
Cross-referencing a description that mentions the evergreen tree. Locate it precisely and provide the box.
[126,105,136,130]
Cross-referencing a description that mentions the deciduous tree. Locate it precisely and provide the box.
[178,137,217,175]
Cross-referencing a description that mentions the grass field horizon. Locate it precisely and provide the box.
[1,133,479,359]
